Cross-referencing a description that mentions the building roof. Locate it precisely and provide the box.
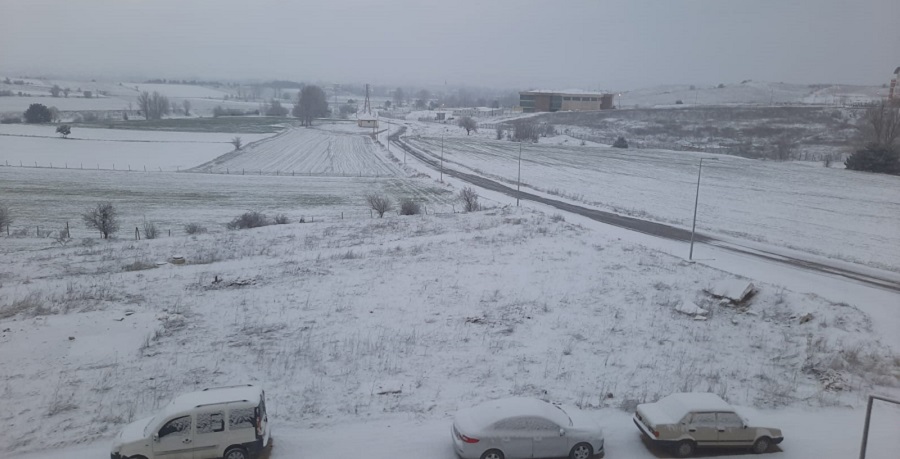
[521,89,613,96]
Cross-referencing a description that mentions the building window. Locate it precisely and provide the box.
[563,97,571,101]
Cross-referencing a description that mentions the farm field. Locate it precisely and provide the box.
[1,206,897,457]
[191,125,404,177]
[0,124,273,171]
[0,167,454,239]
[401,133,900,273]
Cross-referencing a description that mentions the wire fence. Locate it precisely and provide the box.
[0,161,395,178]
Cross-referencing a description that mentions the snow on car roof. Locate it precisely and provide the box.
[159,385,262,418]
[457,397,570,431]
[655,393,733,420]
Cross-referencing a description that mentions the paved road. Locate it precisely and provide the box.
[393,133,900,293]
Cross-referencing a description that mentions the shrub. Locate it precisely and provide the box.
[612,137,628,148]
[231,136,242,150]
[142,220,159,239]
[458,187,480,212]
[56,124,71,138]
[184,223,208,235]
[82,202,119,239]
[274,213,289,224]
[366,193,393,218]
[0,116,22,124]
[844,144,899,175]
[226,211,269,230]
[23,103,52,123]
[400,199,421,215]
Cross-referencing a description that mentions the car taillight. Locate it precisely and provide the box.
[460,434,479,444]
[653,430,660,438]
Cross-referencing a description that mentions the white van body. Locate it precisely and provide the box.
[111,385,271,459]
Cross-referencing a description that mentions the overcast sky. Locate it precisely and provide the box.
[1,0,897,91]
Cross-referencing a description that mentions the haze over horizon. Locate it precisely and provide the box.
[1,0,897,91]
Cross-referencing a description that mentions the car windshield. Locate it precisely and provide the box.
[2,2,898,459]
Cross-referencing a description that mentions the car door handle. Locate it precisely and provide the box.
[718,429,726,432]
[182,438,192,444]
[688,428,696,432]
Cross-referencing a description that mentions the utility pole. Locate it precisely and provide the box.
[689,157,717,260]
[440,132,444,182]
[516,142,522,206]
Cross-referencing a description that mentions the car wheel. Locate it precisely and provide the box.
[570,442,594,459]
[752,437,771,454]
[674,440,695,458]
[224,446,249,459]
[480,449,505,459]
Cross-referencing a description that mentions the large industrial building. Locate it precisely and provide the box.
[519,90,615,113]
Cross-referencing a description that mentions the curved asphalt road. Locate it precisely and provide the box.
[392,132,900,293]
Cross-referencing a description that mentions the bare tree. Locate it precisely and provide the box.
[137,91,170,120]
[0,202,12,233]
[458,187,480,212]
[513,121,539,142]
[496,126,504,140]
[63,87,70,98]
[366,193,393,218]
[458,116,477,135]
[82,202,119,239]
[50,85,61,97]
[771,135,798,161]
[182,100,191,116]
[859,101,900,147]
[293,85,329,127]
[393,87,405,107]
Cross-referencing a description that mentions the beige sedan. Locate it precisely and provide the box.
[633,393,783,457]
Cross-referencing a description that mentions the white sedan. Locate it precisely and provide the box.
[452,397,605,459]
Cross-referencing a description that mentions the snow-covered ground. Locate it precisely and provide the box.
[0,167,456,238]
[190,124,403,177]
[400,132,900,274]
[1,207,897,457]
[0,124,272,171]
[618,81,886,108]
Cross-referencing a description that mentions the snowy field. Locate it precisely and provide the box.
[0,167,455,238]
[1,207,897,456]
[0,124,272,171]
[190,125,404,177]
[401,133,900,273]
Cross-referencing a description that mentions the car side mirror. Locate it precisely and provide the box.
[559,428,566,437]
[743,425,748,429]
[152,433,159,442]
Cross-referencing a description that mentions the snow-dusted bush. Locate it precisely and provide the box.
[226,211,269,230]
[400,199,421,216]
[184,223,208,235]
[458,187,480,212]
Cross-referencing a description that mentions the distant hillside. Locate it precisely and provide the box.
[619,81,887,108]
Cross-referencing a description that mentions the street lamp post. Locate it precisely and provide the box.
[440,132,444,182]
[516,142,522,206]
[689,157,717,261]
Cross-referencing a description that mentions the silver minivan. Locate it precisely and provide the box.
[111,384,271,459]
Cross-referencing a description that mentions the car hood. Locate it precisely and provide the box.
[114,416,154,447]
[565,409,604,439]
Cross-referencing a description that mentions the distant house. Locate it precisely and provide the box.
[357,112,378,128]
[519,90,615,113]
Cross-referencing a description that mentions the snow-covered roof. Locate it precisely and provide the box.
[455,397,571,431]
[158,385,262,419]
[522,89,613,96]
[645,393,732,423]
